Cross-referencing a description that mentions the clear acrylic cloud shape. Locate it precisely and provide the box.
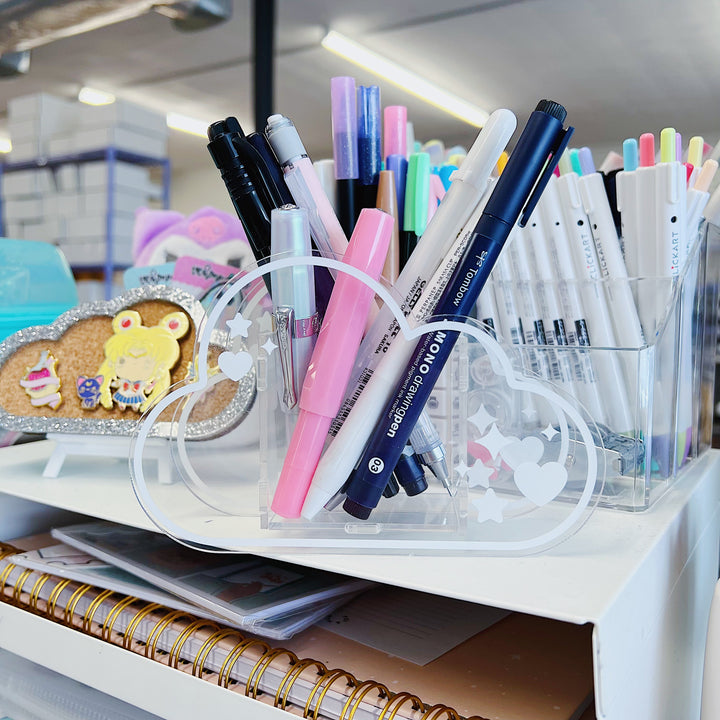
[130,255,604,554]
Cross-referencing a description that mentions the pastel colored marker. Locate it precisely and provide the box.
[331,76,359,236]
[383,106,407,160]
[271,208,393,518]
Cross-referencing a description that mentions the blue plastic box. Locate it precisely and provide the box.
[0,238,78,341]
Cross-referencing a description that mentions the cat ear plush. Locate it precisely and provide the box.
[158,312,190,340]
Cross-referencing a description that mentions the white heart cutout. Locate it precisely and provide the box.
[218,350,254,381]
[500,436,544,470]
[513,461,568,506]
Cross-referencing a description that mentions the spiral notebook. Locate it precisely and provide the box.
[0,537,594,720]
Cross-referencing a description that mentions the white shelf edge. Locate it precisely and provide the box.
[0,601,284,720]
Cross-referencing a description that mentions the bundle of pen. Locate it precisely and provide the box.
[479,127,720,502]
[196,79,717,547]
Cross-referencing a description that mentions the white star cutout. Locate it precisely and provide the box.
[454,459,470,478]
[226,313,252,338]
[467,404,497,434]
[466,460,493,488]
[541,423,559,441]
[471,488,510,523]
[261,337,278,356]
[521,403,537,421]
[477,423,513,460]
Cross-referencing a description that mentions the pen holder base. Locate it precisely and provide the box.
[130,255,608,554]
[129,221,719,552]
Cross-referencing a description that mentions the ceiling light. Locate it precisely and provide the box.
[0,137,12,153]
[78,87,116,106]
[166,112,210,137]
[321,30,489,127]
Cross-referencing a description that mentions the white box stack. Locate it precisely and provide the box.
[75,100,168,157]
[6,94,79,161]
[2,94,167,272]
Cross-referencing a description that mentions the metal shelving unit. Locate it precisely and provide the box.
[0,147,171,299]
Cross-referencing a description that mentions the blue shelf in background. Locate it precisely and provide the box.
[0,147,171,300]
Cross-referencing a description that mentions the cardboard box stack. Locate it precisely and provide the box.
[2,93,167,269]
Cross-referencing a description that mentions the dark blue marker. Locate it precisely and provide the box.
[342,99,573,519]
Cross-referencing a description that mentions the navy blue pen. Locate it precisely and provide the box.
[357,85,382,213]
[342,99,573,520]
[386,154,408,233]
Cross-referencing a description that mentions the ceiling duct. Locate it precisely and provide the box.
[0,50,30,76]
[0,0,232,53]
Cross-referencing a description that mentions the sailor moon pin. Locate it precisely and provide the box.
[95,309,190,413]
[20,350,62,410]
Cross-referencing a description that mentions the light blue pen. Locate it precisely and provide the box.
[270,205,319,410]
[569,148,583,176]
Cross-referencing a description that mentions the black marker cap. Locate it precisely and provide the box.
[535,99,567,124]
[393,450,428,497]
[342,497,372,520]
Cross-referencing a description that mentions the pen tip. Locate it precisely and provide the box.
[535,99,567,123]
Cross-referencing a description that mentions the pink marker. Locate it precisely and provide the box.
[639,132,655,167]
[685,163,694,185]
[383,106,407,160]
[270,208,393,518]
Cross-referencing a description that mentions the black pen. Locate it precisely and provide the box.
[207,120,273,292]
[208,118,334,312]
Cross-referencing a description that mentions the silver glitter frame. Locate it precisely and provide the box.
[0,286,256,438]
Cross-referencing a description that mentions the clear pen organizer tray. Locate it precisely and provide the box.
[130,222,718,554]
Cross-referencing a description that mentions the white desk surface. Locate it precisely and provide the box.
[0,440,717,627]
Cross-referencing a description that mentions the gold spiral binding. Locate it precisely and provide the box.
[64,584,94,627]
[0,561,17,603]
[377,692,424,720]
[45,578,74,620]
[421,704,461,720]
[304,669,357,720]
[218,638,271,688]
[28,573,52,612]
[191,628,242,678]
[101,595,139,642]
[342,680,390,720]
[274,659,327,710]
[123,603,164,650]
[145,610,194,661]
[168,619,220,668]
[81,588,115,633]
[246,648,298,699]
[0,545,19,561]
[12,567,34,605]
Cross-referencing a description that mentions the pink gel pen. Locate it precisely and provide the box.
[271,208,393,518]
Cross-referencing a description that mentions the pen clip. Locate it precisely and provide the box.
[520,126,574,226]
[223,122,284,211]
[274,306,298,410]
[273,307,321,410]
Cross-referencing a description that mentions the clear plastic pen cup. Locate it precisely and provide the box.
[129,225,718,554]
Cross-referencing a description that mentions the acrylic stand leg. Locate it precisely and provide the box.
[44,433,172,485]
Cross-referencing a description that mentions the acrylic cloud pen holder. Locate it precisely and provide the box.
[129,252,605,555]
[129,222,717,554]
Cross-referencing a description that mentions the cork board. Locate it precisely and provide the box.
[0,289,255,437]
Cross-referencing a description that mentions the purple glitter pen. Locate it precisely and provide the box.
[331,76,359,236]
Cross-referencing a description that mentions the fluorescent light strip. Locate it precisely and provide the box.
[321,30,489,127]
[78,86,116,106]
[166,112,210,137]
[0,137,12,154]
